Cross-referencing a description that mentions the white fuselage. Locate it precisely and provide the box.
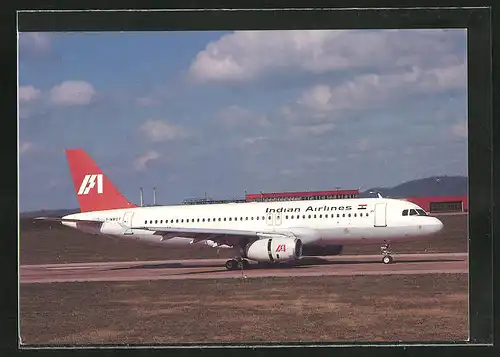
[61,197,443,250]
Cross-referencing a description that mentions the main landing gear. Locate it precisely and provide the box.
[381,242,394,264]
[225,258,250,271]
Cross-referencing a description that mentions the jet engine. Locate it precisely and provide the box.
[301,244,343,256]
[245,237,303,263]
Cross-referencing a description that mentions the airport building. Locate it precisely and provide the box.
[403,196,468,214]
[181,188,468,214]
[245,189,359,202]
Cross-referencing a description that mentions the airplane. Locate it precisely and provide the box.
[36,148,444,270]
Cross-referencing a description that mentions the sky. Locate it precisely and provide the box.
[18,29,468,212]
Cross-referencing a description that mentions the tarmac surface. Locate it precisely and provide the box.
[20,252,467,284]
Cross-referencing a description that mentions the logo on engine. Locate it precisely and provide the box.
[275,244,286,253]
[78,174,103,195]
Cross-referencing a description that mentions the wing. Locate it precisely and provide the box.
[130,225,292,246]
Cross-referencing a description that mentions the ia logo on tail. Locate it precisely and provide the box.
[78,174,103,195]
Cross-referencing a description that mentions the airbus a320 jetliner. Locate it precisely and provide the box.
[37,148,444,270]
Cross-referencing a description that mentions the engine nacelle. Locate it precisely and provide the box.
[245,237,303,263]
[302,244,343,256]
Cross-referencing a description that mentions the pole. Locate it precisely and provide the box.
[140,187,144,207]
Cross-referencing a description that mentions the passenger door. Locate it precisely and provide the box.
[122,211,135,235]
[374,203,387,227]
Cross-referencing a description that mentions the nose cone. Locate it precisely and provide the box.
[430,217,444,234]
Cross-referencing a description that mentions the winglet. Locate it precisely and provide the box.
[65,148,136,212]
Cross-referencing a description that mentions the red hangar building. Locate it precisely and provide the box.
[245,189,360,202]
[403,196,468,214]
[245,190,468,214]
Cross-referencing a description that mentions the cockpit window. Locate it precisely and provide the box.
[417,209,428,216]
[402,209,408,216]
[409,209,418,216]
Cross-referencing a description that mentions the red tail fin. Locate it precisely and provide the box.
[65,148,136,212]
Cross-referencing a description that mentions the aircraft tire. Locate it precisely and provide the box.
[382,255,393,264]
[225,259,238,270]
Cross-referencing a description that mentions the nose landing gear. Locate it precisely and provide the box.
[381,242,394,264]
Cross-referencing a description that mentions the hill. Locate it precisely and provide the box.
[20,208,80,219]
[362,176,467,198]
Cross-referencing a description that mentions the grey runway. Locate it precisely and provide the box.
[20,253,468,284]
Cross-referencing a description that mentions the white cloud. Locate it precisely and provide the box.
[241,136,268,146]
[133,150,160,171]
[451,121,467,139]
[299,156,338,165]
[217,105,270,128]
[49,80,96,106]
[136,97,158,107]
[19,85,41,103]
[188,29,465,83]
[296,63,466,114]
[19,142,34,155]
[238,136,270,155]
[289,123,336,137]
[19,33,51,55]
[356,139,370,152]
[297,85,334,112]
[139,120,188,142]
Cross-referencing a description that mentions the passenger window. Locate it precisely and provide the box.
[245,217,248,220]
[337,214,340,218]
[175,219,178,223]
[348,214,351,218]
[224,218,227,221]
[354,214,356,217]
[229,217,232,221]
[144,220,147,224]
[285,215,289,219]
[308,215,311,219]
[402,209,408,216]
[342,214,345,217]
[256,217,259,220]
[219,218,222,221]
[319,214,322,218]
[314,214,317,218]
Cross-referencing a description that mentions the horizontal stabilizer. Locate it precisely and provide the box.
[34,217,103,225]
